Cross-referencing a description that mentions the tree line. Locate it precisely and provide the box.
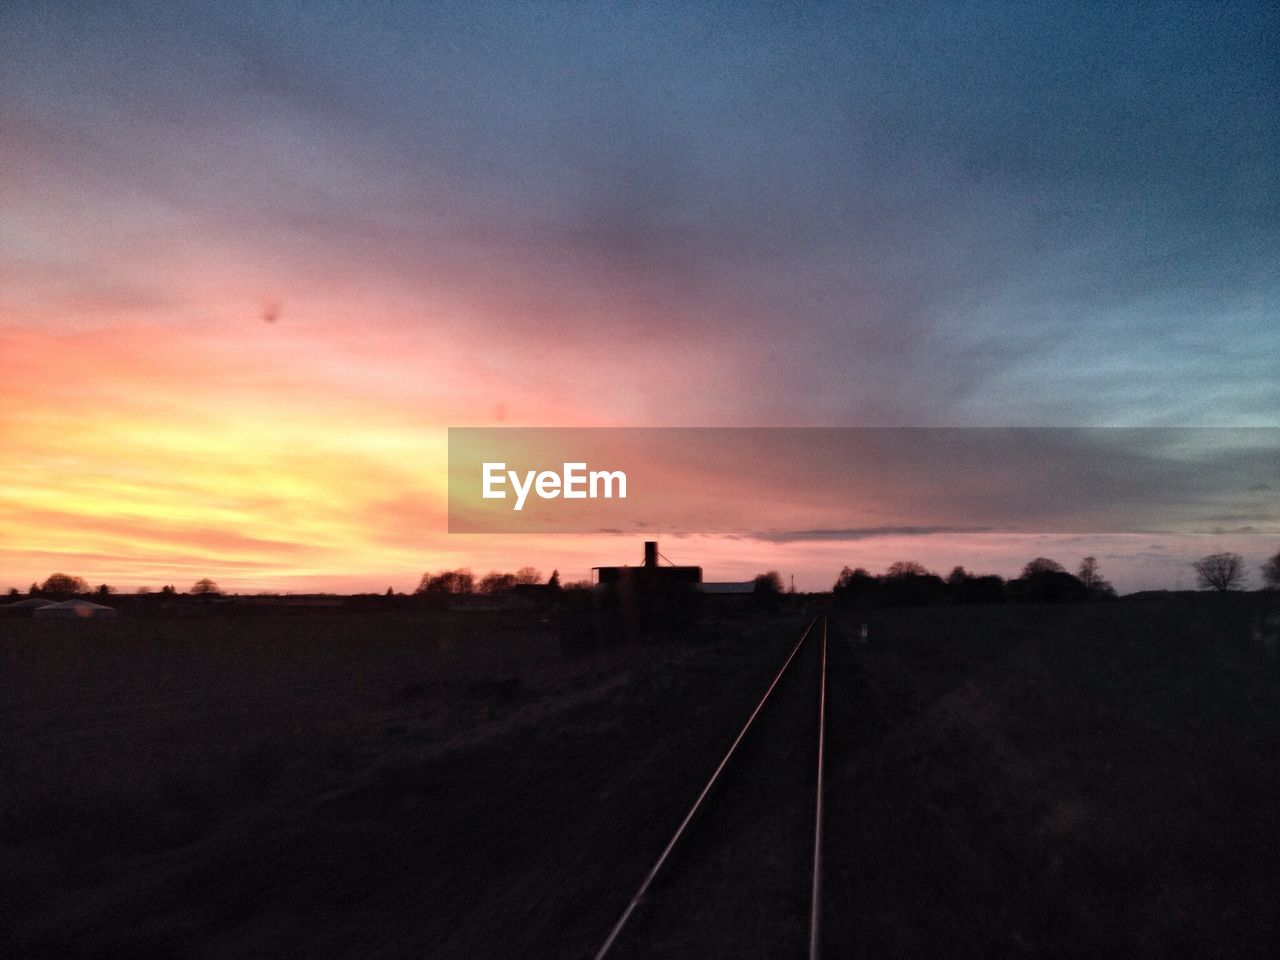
[414,567,563,595]
[10,576,213,600]
[834,557,1114,607]
[9,550,1280,601]
[834,550,1280,606]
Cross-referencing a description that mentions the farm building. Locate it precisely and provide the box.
[593,541,701,588]
[32,599,118,619]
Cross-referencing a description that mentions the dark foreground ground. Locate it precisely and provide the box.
[2,595,1278,957]
[825,595,1280,958]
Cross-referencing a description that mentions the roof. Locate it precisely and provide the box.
[33,599,118,618]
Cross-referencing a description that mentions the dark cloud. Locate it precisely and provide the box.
[2,0,1276,424]
[749,526,997,544]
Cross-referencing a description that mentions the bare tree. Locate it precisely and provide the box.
[1192,553,1245,593]
[1261,550,1280,591]
[479,571,518,594]
[514,566,543,585]
[191,578,221,595]
[885,560,929,578]
[1077,557,1115,596]
[1077,557,1101,589]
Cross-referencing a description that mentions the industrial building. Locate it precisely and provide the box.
[592,541,757,596]
[593,541,701,589]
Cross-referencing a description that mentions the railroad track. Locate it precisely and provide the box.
[592,613,831,959]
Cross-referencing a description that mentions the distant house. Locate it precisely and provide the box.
[33,599,118,619]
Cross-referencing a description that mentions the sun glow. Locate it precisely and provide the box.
[1,322,460,590]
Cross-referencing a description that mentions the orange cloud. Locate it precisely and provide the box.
[2,322,462,589]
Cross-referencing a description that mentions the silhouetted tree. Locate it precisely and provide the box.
[136,586,151,595]
[191,578,221,595]
[1009,557,1087,602]
[1077,557,1101,589]
[885,560,930,578]
[29,582,39,597]
[161,585,177,595]
[833,566,879,604]
[417,569,475,594]
[1022,557,1066,578]
[753,570,784,610]
[96,584,113,597]
[514,566,543,585]
[972,575,1007,604]
[41,573,88,598]
[880,562,946,605]
[946,567,1007,604]
[547,569,561,591]
[1261,550,1280,591]
[835,566,868,590]
[1077,556,1116,598]
[6,587,18,598]
[386,586,395,597]
[754,570,784,594]
[479,571,519,594]
[1192,552,1245,593]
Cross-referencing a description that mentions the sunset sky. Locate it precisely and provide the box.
[2,1,1277,593]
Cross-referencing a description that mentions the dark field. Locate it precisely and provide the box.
[3,596,1279,957]
[824,596,1280,958]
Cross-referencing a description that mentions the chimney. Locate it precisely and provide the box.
[644,541,657,568]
